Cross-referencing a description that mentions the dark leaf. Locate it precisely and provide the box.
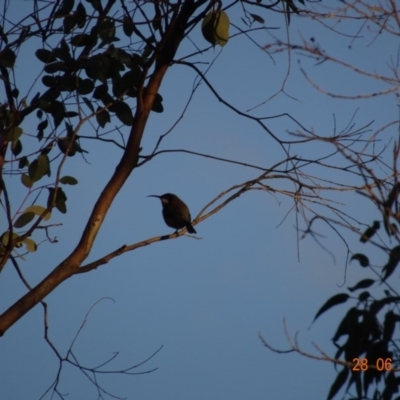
[37,119,48,131]
[42,75,57,88]
[370,297,400,315]
[18,156,29,169]
[58,137,87,156]
[351,253,369,267]
[382,246,400,281]
[75,2,87,28]
[332,307,361,342]
[14,212,35,228]
[327,367,349,400]
[82,96,94,113]
[11,88,19,98]
[114,100,133,125]
[63,14,77,34]
[348,279,375,292]
[35,49,55,63]
[360,221,380,243]
[53,40,72,61]
[313,293,350,323]
[383,311,400,344]
[0,24,8,45]
[0,47,16,68]
[152,92,163,113]
[383,182,400,209]
[86,0,103,12]
[76,78,94,95]
[123,14,134,37]
[40,88,61,102]
[98,19,115,43]
[64,111,79,118]
[47,187,68,213]
[29,154,49,182]
[55,0,75,17]
[31,92,40,105]
[44,61,66,74]
[358,291,370,302]
[93,83,109,99]
[60,176,78,185]
[250,13,265,24]
[96,106,110,128]
[11,139,22,156]
[382,371,399,400]
[71,33,97,47]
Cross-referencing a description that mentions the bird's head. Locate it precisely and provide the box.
[147,193,176,205]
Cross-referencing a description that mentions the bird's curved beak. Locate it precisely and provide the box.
[147,195,161,198]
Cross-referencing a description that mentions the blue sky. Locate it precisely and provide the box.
[0,1,398,399]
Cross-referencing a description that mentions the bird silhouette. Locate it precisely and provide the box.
[148,193,197,234]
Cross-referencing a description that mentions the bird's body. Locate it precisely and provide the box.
[148,193,197,234]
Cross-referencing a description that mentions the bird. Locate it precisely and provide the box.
[148,193,197,234]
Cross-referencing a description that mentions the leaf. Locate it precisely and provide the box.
[201,11,230,47]
[0,47,16,68]
[37,119,48,131]
[71,33,97,47]
[18,156,29,169]
[60,176,78,185]
[82,96,95,113]
[55,0,75,17]
[114,101,133,125]
[358,291,370,302]
[63,15,77,34]
[21,173,32,188]
[98,18,115,43]
[44,61,66,74]
[350,253,369,267]
[77,78,94,95]
[348,279,375,292]
[11,139,22,156]
[35,49,55,63]
[14,212,35,228]
[313,293,349,323]
[382,245,400,281]
[123,14,134,37]
[1,232,20,247]
[23,238,37,252]
[53,40,72,61]
[360,221,380,243]
[152,93,164,113]
[42,75,56,88]
[250,13,265,24]
[24,205,50,221]
[28,154,49,182]
[96,107,110,128]
[47,187,68,214]
[327,367,349,400]
[93,83,109,99]
[75,2,87,28]
[86,0,103,13]
[6,126,23,141]
[383,311,399,344]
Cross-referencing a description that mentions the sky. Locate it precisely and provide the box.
[0,1,398,399]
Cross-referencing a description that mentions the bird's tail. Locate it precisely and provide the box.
[186,223,196,234]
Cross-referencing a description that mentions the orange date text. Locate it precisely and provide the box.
[352,358,392,371]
